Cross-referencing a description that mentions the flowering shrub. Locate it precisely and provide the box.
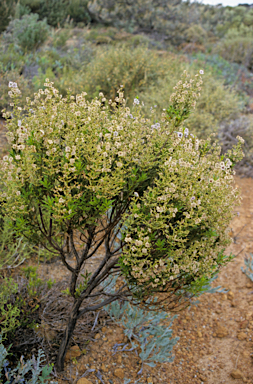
[0,70,244,371]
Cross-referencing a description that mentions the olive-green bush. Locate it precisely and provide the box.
[19,0,91,27]
[3,13,50,52]
[214,35,253,70]
[42,45,167,102]
[139,64,242,139]
[81,45,168,102]
[0,0,16,33]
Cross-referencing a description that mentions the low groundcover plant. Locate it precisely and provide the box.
[0,70,244,371]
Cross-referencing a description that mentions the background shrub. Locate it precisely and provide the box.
[139,62,242,138]
[215,35,253,70]
[3,14,50,53]
[19,0,91,27]
[219,115,253,177]
[0,0,16,33]
[79,45,167,102]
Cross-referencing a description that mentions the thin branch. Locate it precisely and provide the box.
[78,288,128,319]
[70,229,79,263]
[38,206,48,235]
[86,236,106,260]
[59,250,76,274]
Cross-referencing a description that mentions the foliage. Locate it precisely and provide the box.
[0,0,16,34]
[219,116,253,178]
[0,278,20,339]
[88,0,192,45]
[241,253,253,282]
[79,45,167,102]
[0,334,57,384]
[22,266,55,297]
[31,45,167,104]
[140,63,242,139]
[214,34,253,70]
[185,24,208,45]
[103,273,178,367]
[0,263,54,341]
[189,53,253,102]
[0,70,32,115]
[19,0,91,27]
[0,70,244,370]
[106,299,179,367]
[0,196,34,269]
[3,13,50,53]
[51,28,71,49]
[214,6,253,38]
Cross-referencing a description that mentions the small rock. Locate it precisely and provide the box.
[65,345,82,361]
[197,331,202,338]
[228,291,234,300]
[101,363,108,372]
[214,324,229,338]
[246,312,253,320]
[77,379,93,384]
[102,337,107,341]
[237,332,247,340]
[114,368,125,379]
[246,282,252,288]
[239,321,248,329]
[117,355,122,364]
[230,369,244,379]
[199,375,207,381]
[147,378,153,383]
[94,333,101,339]
[102,327,107,332]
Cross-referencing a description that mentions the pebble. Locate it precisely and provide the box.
[228,291,234,300]
[230,369,244,379]
[101,363,108,372]
[94,333,101,339]
[213,324,229,338]
[246,312,253,320]
[114,368,125,379]
[237,332,247,340]
[77,379,93,384]
[65,345,82,361]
